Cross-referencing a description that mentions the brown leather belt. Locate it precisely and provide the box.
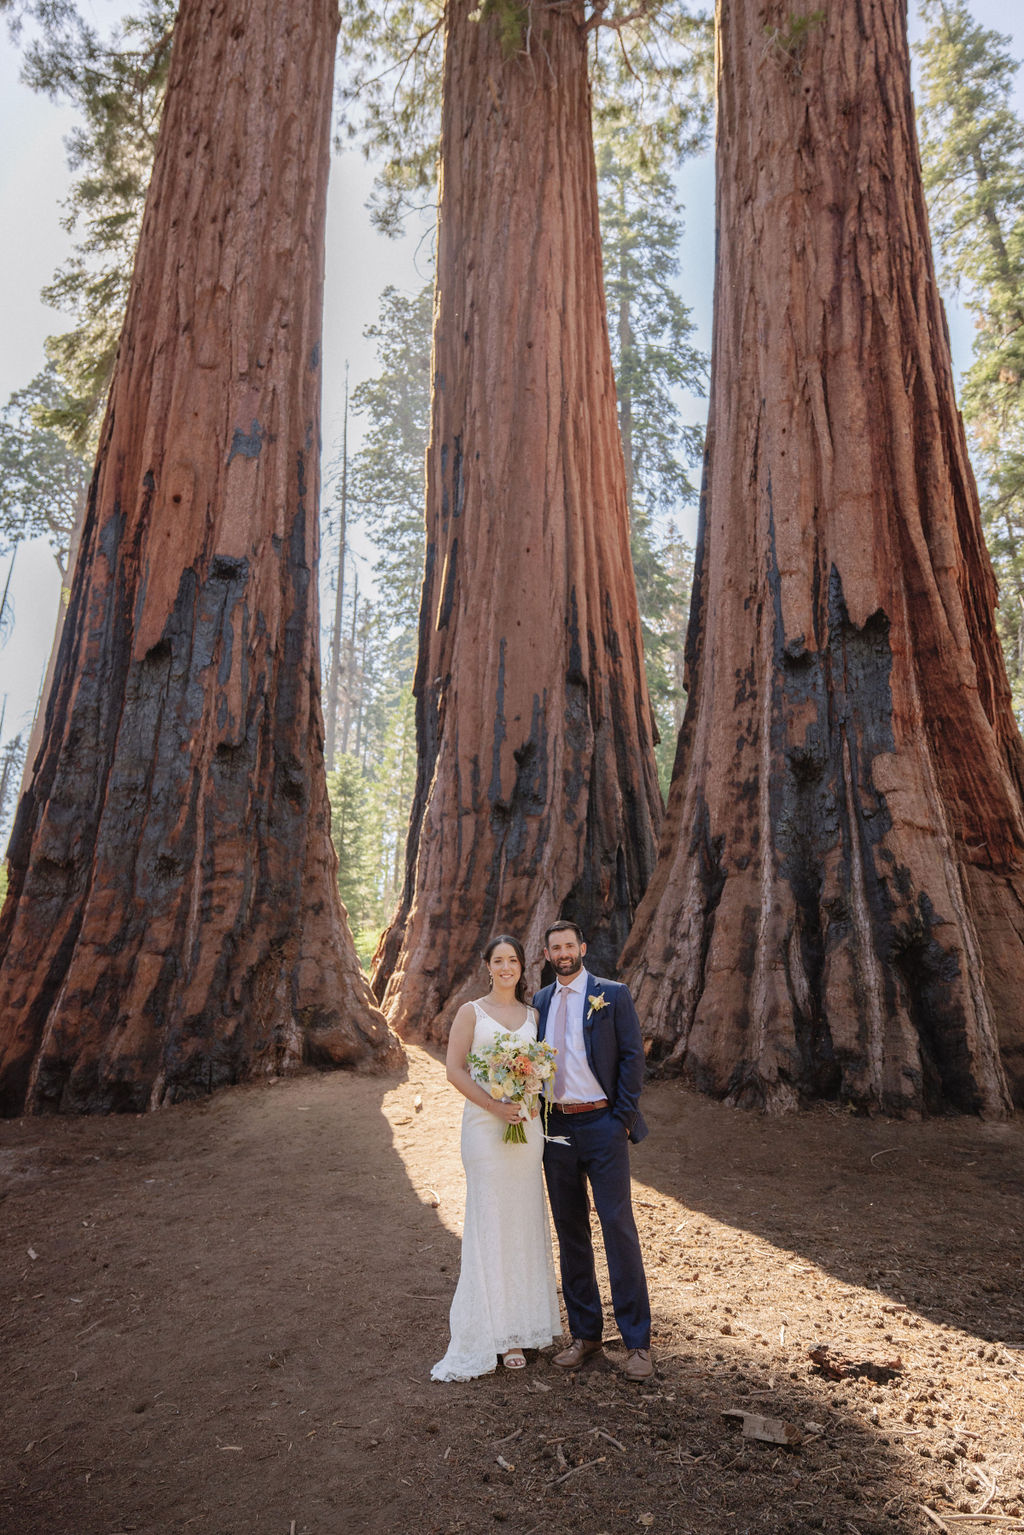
[552,1098,609,1114]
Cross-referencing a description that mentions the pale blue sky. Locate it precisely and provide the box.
[0,3,1022,808]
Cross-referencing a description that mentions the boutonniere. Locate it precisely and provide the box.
[586,993,608,1019]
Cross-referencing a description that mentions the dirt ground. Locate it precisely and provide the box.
[1,1044,1022,1535]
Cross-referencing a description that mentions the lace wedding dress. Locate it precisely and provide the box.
[431,1001,561,1381]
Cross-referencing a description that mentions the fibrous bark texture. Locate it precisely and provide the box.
[372,0,662,1040]
[0,0,399,1116]
[622,0,1024,1115]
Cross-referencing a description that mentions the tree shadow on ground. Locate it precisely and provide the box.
[2,1055,1021,1535]
[632,1076,1024,1346]
[388,1047,1024,1533]
[0,1060,465,1535]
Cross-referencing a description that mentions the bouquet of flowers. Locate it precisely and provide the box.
[467,1032,558,1143]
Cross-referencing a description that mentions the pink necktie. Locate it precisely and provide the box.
[551,986,570,1101]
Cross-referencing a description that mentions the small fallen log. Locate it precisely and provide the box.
[722,1410,803,1446]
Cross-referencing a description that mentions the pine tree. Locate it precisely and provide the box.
[0,367,88,580]
[915,0,1024,715]
[322,284,431,937]
[597,134,704,791]
[369,683,417,909]
[645,521,694,789]
[349,282,433,656]
[0,734,27,852]
[322,370,351,770]
[327,754,379,960]
[326,658,418,961]
[11,0,178,451]
[598,139,704,520]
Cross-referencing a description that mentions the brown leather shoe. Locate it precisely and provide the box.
[552,1337,603,1369]
[623,1347,654,1381]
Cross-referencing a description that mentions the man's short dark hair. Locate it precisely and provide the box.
[544,919,585,945]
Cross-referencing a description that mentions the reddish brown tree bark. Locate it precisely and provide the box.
[372,0,663,1040]
[622,0,1024,1115]
[0,0,398,1115]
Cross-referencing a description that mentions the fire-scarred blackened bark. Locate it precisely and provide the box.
[372,0,662,1040]
[0,0,399,1116]
[621,0,1024,1116]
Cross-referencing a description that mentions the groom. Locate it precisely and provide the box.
[533,920,653,1381]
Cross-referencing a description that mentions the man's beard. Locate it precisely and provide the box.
[553,956,583,976]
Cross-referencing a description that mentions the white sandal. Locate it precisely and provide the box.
[502,1349,526,1370]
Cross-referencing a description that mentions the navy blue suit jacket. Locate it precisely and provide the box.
[533,971,649,1144]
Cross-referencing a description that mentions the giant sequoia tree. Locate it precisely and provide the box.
[621,0,1024,1116]
[371,0,663,1039]
[0,0,397,1115]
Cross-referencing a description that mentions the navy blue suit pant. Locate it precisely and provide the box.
[543,1106,651,1349]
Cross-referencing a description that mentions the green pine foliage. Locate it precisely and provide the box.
[0,365,88,577]
[0,731,27,855]
[915,0,1024,715]
[339,0,713,236]
[10,0,176,451]
[588,6,713,169]
[598,137,705,519]
[645,522,695,791]
[597,134,703,794]
[326,689,416,966]
[323,284,432,947]
[478,0,530,59]
[349,282,434,663]
[328,754,381,961]
[337,0,444,237]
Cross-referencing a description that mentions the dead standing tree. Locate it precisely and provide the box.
[622,0,1024,1115]
[0,0,398,1115]
[372,0,663,1040]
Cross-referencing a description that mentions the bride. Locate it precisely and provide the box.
[431,934,561,1380]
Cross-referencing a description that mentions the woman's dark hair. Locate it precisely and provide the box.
[482,934,529,1004]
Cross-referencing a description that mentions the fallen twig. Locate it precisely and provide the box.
[590,1427,626,1451]
[492,1427,522,1447]
[919,1508,951,1533]
[973,1467,997,1516]
[546,1454,606,1486]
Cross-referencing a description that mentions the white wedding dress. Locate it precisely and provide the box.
[431,1001,561,1381]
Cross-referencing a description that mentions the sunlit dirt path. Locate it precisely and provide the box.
[2,1045,1022,1533]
